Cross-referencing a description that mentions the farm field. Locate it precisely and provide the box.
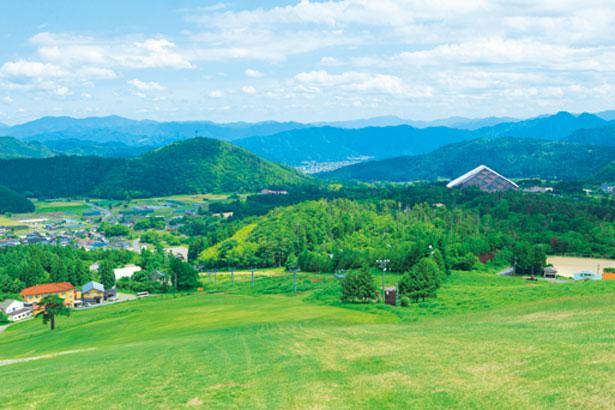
[548,256,615,278]
[1,271,614,409]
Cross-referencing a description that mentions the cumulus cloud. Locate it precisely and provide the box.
[208,90,223,98]
[242,85,257,94]
[128,79,166,91]
[0,60,66,78]
[244,68,264,78]
[295,70,425,96]
[2,96,13,104]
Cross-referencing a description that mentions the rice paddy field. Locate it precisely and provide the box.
[1,270,614,409]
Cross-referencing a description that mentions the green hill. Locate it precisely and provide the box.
[0,138,312,199]
[95,138,311,198]
[319,138,615,182]
[0,136,55,159]
[0,185,34,213]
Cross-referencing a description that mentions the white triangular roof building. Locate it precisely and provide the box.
[447,165,519,192]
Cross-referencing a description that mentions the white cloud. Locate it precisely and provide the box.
[31,33,195,70]
[242,85,257,95]
[295,70,417,96]
[0,60,66,78]
[244,68,264,78]
[128,79,166,91]
[208,90,223,98]
[2,96,13,104]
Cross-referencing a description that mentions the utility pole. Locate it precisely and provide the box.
[214,268,217,286]
[230,268,234,286]
[251,268,255,288]
[376,259,390,302]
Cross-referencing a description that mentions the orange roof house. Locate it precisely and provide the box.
[20,282,75,307]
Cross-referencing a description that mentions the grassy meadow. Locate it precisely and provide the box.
[1,270,614,409]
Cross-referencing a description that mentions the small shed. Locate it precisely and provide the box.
[384,287,396,306]
[543,266,557,279]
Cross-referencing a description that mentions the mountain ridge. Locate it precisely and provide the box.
[318,137,615,183]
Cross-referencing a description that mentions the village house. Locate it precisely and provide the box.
[19,282,75,307]
[81,281,106,303]
[0,299,32,322]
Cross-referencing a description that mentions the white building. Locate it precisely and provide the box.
[0,299,32,322]
[113,265,142,280]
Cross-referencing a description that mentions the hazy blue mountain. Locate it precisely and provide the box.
[0,122,8,129]
[595,110,615,121]
[0,137,55,159]
[564,126,615,146]
[3,115,308,145]
[43,139,155,157]
[474,111,607,139]
[318,137,615,183]
[234,125,475,165]
[320,115,517,130]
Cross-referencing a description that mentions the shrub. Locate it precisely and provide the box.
[0,311,10,324]
[340,269,377,303]
[400,296,410,307]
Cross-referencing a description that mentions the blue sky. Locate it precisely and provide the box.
[0,0,613,124]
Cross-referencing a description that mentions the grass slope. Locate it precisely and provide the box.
[1,271,613,409]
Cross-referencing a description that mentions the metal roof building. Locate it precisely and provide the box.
[446,165,519,193]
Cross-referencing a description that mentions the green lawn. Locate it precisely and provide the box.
[1,271,614,409]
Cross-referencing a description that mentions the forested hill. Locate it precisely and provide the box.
[564,126,615,146]
[0,137,55,159]
[318,138,615,182]
[0,138,312,199]
[472,111,608,140]
[0,185,34,213]
[234,125,474,165]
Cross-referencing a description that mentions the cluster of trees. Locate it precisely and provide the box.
[341,253,448,305]
[200,199,455,273]
[115,247,199,293]
[0,245,134,297]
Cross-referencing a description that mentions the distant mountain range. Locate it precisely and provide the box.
[1,115,308,145]
[0,137,55,159]
[565,126,615,146]
[320,115,518,130]
[0,136,151,158]
[318,138,615,183]
[235,112,613,166]
[0,111,613,173]
[0,138,311,199]
[234,125,474,165]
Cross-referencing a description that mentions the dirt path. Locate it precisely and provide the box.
[0,348,96,367]
[0,324,9,334]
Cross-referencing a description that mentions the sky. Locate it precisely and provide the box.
[0,0,614,124]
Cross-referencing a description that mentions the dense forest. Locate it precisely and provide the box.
[0,138,311,199]
[0,185,35,213]
[320,137,615,183]
[198,187,615,271]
